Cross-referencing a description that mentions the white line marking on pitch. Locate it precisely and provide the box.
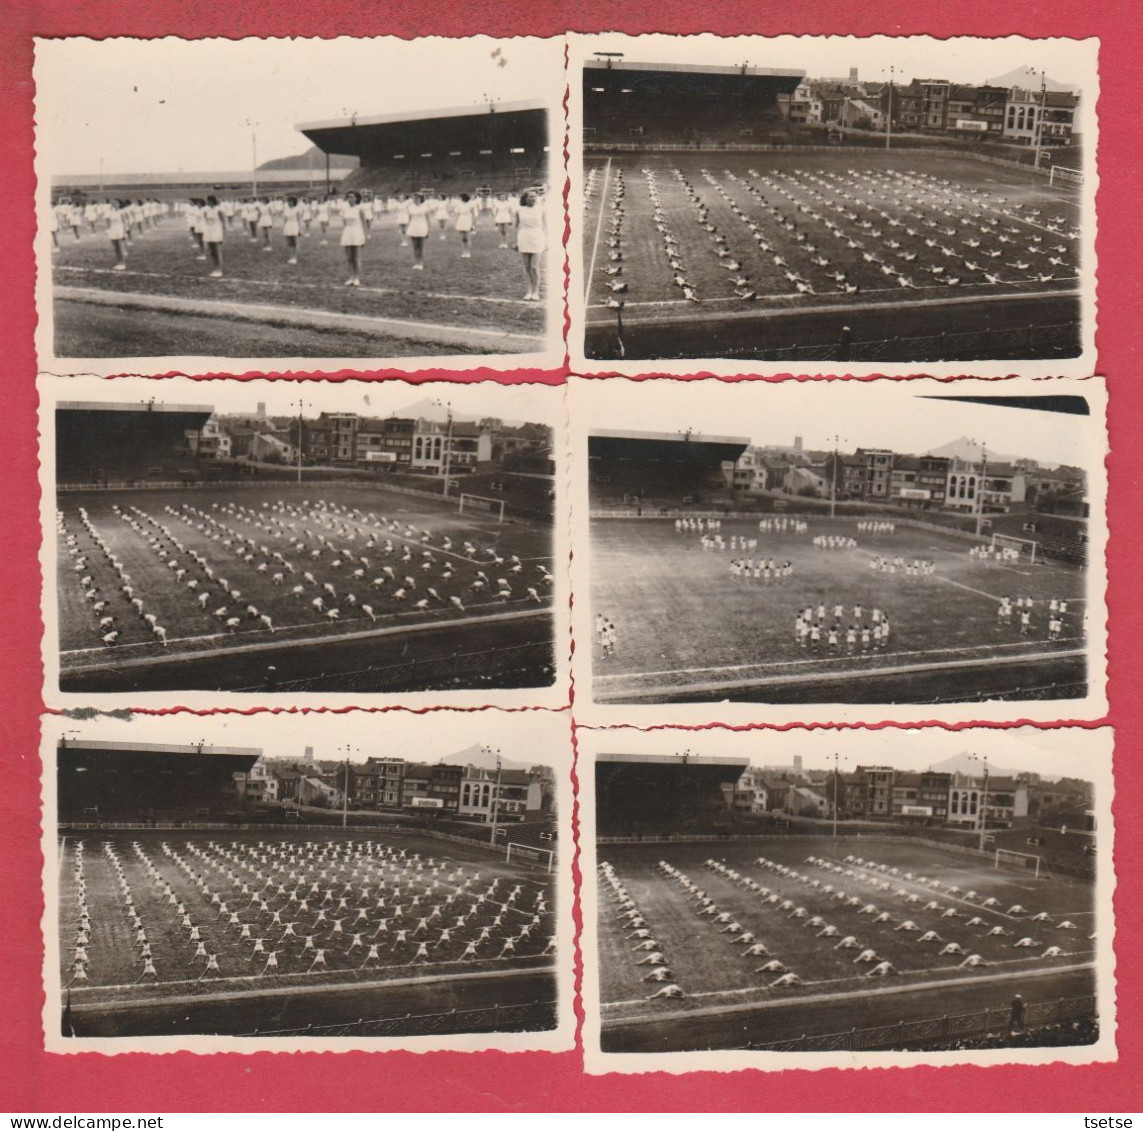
[584,156,612,307]
[602,961,1095,1022]
[596,640,1085,682]
[55,266,540,307]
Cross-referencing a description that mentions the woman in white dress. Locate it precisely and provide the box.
[406,192,431,269]
[189,199,206,260]
[257,197,274,252]
[107,200,128,270]
[493,193,514,248]
[515,189,546,301]
[282,196,301,265]
[454,193,476,259]
[242,199,259,242]
[316,196,331,245]
[340,190,366,285]
[433,193,451,240]
[202,194,225,278]
[395,194,411,247]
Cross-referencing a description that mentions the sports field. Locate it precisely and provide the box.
[597,836,1096,1052]
[582,150,1083,361]
[58,481,557,693]
[59,827,557,1037]
[51,210,547,357]
[590,516,1087,703]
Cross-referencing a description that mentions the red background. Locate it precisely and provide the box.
[2,0,1141,1112]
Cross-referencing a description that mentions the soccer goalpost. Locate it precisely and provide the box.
[1049,165,1084,189]
[505,841,555,872]
[458,493,506,524]
[990,532,1039,566]
[995,847,1043,880]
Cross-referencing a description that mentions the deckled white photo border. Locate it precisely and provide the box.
[567,374,1108,728]
[576,723,1117,1075]
[566,33,1099,379]
[41,709,577,1055]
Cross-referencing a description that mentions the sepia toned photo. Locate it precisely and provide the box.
[44,376,567,710]
[577,725,1114,1073]
[35,36,564,373]
[43,710,574,1054]
[569,376,1107,727]
[568,34,1097,377]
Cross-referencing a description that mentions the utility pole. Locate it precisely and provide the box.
[829,433,844,518]
[969,754,992,852]
[974,439,989,538]
[1034,69,1048,169]
[295,398,307,485]
[832,754,850,840]
[433,398,454,498]
[488,747,503,847]
[884,65,897,150]
[339,745,353,828]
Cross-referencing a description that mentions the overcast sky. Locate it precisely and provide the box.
[35,37,564,176]
[53,375,560,425]
[575,34,1097,93]
[577,725,1107,781]
[49,710,571,768]
[576,378,1103,468]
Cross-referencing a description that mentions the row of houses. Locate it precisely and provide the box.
[778,72,1079,149]
[234,752,550,824]
[189,411,551,477]
[723,764,1090,831]
[722,443,1086,516]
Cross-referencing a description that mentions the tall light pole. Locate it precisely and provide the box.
[487,745,503,846]
[830,752,846,839]
[883,65,898,150]
[969,754,991,852]
[432,397,454,498]
[829,432,845,518]
[971,438,989,538]
[295,398,307,484]
[338,743,355,828]
[1033,69,1048,169]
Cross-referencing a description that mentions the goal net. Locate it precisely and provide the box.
[458,493,506,523]
[1049,165,1083,189]
[505,841,555,872]
[990,533,1039,566]
[995,847,1043,879]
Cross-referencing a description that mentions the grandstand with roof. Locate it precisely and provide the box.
[299,100,550,197]
[579,57,1087,365]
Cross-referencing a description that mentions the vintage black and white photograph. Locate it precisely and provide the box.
[44,376,566,709]
[569,376,1106,727]
[43,710,573,1053]
[568,34,1097,375]
[578,725,1114,1073]
[35,36,563,371]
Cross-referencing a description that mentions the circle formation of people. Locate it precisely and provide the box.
[60,496,554,651]
[63,836,555,988]
[599,851,1089,1002]
[53,187,547,299]
[591,160,1078,307]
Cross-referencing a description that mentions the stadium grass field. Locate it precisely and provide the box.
[582,150,1083,361]
[58,481,557,693]
[590,516,1087,704]
[59,827,557,1037]
[51,210,547,357]
[596,836,1096,1051]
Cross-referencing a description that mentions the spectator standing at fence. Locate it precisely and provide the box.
[1010,993,1026,1035]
